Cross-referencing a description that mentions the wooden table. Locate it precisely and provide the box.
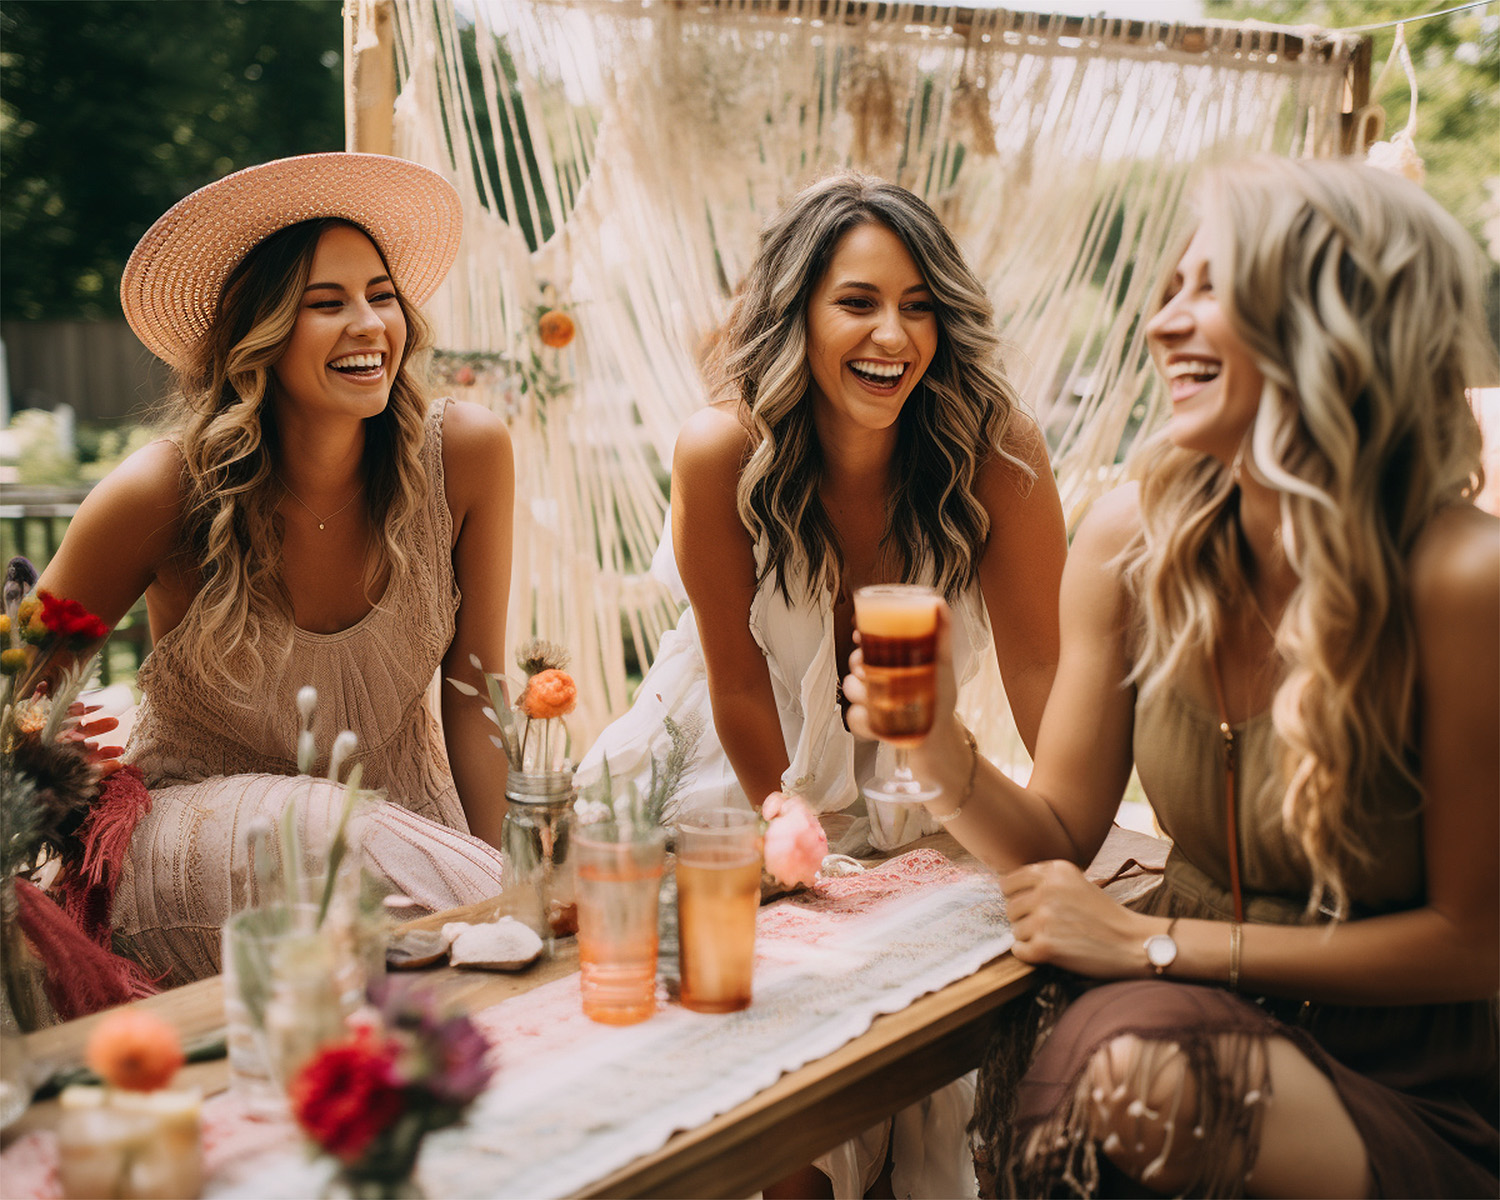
[6,849,1039,1199]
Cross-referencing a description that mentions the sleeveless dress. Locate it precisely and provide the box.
[576,518,1011,855]
[578,518,1008,1199]
[985,681,1499,1197]
[112,401,507,987]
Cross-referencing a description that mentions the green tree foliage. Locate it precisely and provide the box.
[0,0,345,320]
[1206,0,1500,258]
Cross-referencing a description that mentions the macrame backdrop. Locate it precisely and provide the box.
[375,0,1363,765]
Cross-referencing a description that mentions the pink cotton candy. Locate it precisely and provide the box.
[761,793,827,888]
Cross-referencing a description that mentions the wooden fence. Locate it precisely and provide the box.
[0,485,152,687]
[3,320,171,424]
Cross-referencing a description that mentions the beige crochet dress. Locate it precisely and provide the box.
[113,401,506,987]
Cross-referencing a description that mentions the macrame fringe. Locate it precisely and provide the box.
[386,0,1361,755]
[973,974,1273,1199]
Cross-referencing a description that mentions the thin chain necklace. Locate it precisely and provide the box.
[277,474,363,531]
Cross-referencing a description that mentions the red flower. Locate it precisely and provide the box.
[36,591,109,644]
[290,1028,405,1164]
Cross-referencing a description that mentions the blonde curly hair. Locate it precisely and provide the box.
[167,217,432,698]
[1124,156,1493,918]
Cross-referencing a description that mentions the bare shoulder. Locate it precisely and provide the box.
[673,403,751,479]
[440,397,513,470]
[1408,503,1500,631]
[73,437,186,543]
[976,413,1052,498]
[1070,481,1144,565]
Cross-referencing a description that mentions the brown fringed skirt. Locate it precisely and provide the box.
[973,974,1499,1198]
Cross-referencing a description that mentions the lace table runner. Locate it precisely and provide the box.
[2,848,1017,1199]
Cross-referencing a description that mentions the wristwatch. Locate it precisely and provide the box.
[1143,917,1180,976]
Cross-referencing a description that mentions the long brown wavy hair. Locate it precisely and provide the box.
[713,171,1033,603]
[167,217,433,697]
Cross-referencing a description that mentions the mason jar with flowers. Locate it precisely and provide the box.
[448,640,580,941]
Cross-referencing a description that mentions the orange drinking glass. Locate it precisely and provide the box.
[854,584,942,803]
[675,808,763,1014]
[574,825,668,1026]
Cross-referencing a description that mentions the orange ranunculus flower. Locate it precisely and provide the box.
[521,669,577,720]
[537,309,575,348]
[86,1010,185,1091]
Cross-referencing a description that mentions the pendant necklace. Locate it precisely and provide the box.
[277,475,363,531]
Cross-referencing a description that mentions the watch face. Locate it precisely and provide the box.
[1144,933,1177,969]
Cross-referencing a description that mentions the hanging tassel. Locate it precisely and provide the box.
[1365,24,1426,185]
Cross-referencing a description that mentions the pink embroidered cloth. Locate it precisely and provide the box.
[4,832,1163,1199]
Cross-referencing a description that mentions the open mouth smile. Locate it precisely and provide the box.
[1164,356,1220,402]
[847,359,908,391]
[328,352,386,380]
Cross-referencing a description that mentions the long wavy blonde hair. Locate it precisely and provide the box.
[1124,157,1493,918]
[715,171,1032,602]
[167,217,433,697]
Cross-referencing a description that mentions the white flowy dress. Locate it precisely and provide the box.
[578,520,1007,855]
[578,518,1008,1197]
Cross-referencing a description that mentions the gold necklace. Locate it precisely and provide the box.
[1244,583,1281,642]
[277,475,363,531]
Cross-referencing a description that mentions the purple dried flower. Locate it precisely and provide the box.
[428,1013,495,1107]
[364,979,495,1107]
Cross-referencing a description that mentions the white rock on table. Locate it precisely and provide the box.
[444,917,544,971]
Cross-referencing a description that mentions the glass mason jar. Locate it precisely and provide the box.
[502,771,578,943]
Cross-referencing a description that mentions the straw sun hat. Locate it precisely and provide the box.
[121,152,463,369]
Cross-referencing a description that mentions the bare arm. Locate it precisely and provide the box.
[439,400,516,850]
[858,484,1140,871]
[672,406,787,809]
[974,419,1068,756]
[961,504,1500,1007]
[35,439,185,637]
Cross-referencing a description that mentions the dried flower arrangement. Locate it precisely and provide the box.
[447,638,578,776]
[0,555,157,1028]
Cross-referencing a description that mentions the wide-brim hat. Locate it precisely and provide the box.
[121,152,463,369]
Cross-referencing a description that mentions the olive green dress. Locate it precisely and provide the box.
[980,682,1498,1198]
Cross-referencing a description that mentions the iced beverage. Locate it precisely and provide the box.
[574,826,668,1026]
[854,585,939,745]
[676,808,763,1014]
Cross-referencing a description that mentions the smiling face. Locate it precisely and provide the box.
[271,223,407,422]
[1147,223,1265,464]
[804,221,939,444]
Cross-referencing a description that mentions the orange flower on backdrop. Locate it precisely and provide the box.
[521,669,577,720]
[537,309,575,348]
[85,1009,185,1091]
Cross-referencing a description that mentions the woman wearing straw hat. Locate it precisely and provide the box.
[36,153,514,986]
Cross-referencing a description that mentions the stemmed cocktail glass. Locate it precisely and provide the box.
[854,584,942,804]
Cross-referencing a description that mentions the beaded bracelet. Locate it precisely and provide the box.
[932,724,978,825]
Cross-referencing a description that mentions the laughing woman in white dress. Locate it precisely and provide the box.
[580,171,1068,1197]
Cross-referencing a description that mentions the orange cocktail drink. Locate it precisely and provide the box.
[675,809,763,1014]
[853,584,940,745]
